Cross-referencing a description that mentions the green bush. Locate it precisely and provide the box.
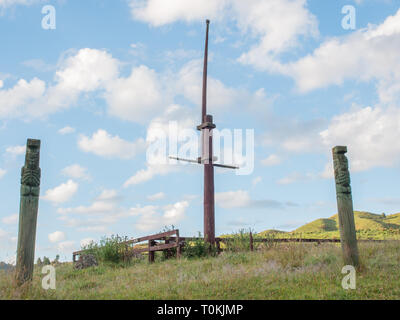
[182,233,217,259]
[224,229,253,252]
[82,235,130,265]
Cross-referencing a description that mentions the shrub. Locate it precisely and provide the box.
[223,229,254,252]
[182,232,217,259]
[81,235,130,265]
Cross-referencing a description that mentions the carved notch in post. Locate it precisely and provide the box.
[16,139,41,285]
[332,146,359,268]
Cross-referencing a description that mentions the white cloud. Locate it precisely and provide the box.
[55,48,119,93]
[261,154,281,166]
[147,192,165,201]
[235,0,318,67]
[0,0,37,8]
[131,200,189,231]
[0,48,119,120]
[215,190,251,209]
[0,78,46,118]
[281,9,400,97]
[58,126,76,135]
[277,172,316,185]
[215,190,290,208]
[2,214,18,225]
[105,65,165,123]
[57,240,75,253]
[129,0,228,26]
[48,231,66,243]
[129,0,318,76]
[320,106,400,172]
[124,164,173,187]
[0,168,6,179]
[78,129,146,159]
[57,198,117,216]
[42,180,78,204]
[5,145,26,156]
[57,189,125,233]
[62,164,90,180]
[96,189,119,201]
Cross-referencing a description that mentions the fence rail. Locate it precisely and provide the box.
[72,230,398,263]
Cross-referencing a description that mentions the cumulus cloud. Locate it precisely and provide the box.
[0,168,6,179]
[58,126,76,135]
[1,214,18,225]
[48,231,66,243]
[57,189,125,233]
[320,106,400,172]
[277,172,317,185]
[131,200,189,231]
[62,164,90,180]
[147,192,165,201]
[78,129,146,159]
[105,65,165,123]
[5,145,26,156]
[129,0,228,26]
[280,8,400,98]
[215,190,289,209]
[57,240,75,253]
[0,48,119,119]
[0,78,46,118]
[129,0,318,74]
[124,164,173,187]
[0,0,39,9]
[42,180,78,204]
[261,154,281,166]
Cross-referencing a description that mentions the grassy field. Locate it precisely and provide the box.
[1,241,400,300]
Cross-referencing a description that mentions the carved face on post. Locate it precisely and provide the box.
[26,145,40,169]
[333,146,351,195]
[21,139,41,188]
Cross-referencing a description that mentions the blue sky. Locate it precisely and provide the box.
[1,0,400,263]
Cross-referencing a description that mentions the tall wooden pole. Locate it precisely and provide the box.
[332,146,359,267]
[16,139,41,285]
[199,20,216,245]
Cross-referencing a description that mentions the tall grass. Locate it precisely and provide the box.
[80,235,135,266]
[1,241,400,299]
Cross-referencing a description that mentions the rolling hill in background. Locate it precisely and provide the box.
[257,211,400,240]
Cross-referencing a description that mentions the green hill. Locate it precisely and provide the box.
[258,211,400,240]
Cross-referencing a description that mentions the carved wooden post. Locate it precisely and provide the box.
[332,146,359,267]
[16,139,41,285]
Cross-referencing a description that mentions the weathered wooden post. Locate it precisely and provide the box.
[175,230,181,259]
[249,232,254,252]
[332,146,359,267]
[16,139,41,285]
[148,240,155,263]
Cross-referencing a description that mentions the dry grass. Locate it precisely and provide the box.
[1,241,399,300]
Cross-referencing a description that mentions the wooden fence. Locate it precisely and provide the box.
[72,230,395,264]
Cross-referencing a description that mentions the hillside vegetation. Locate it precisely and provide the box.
[258,211,400,240]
